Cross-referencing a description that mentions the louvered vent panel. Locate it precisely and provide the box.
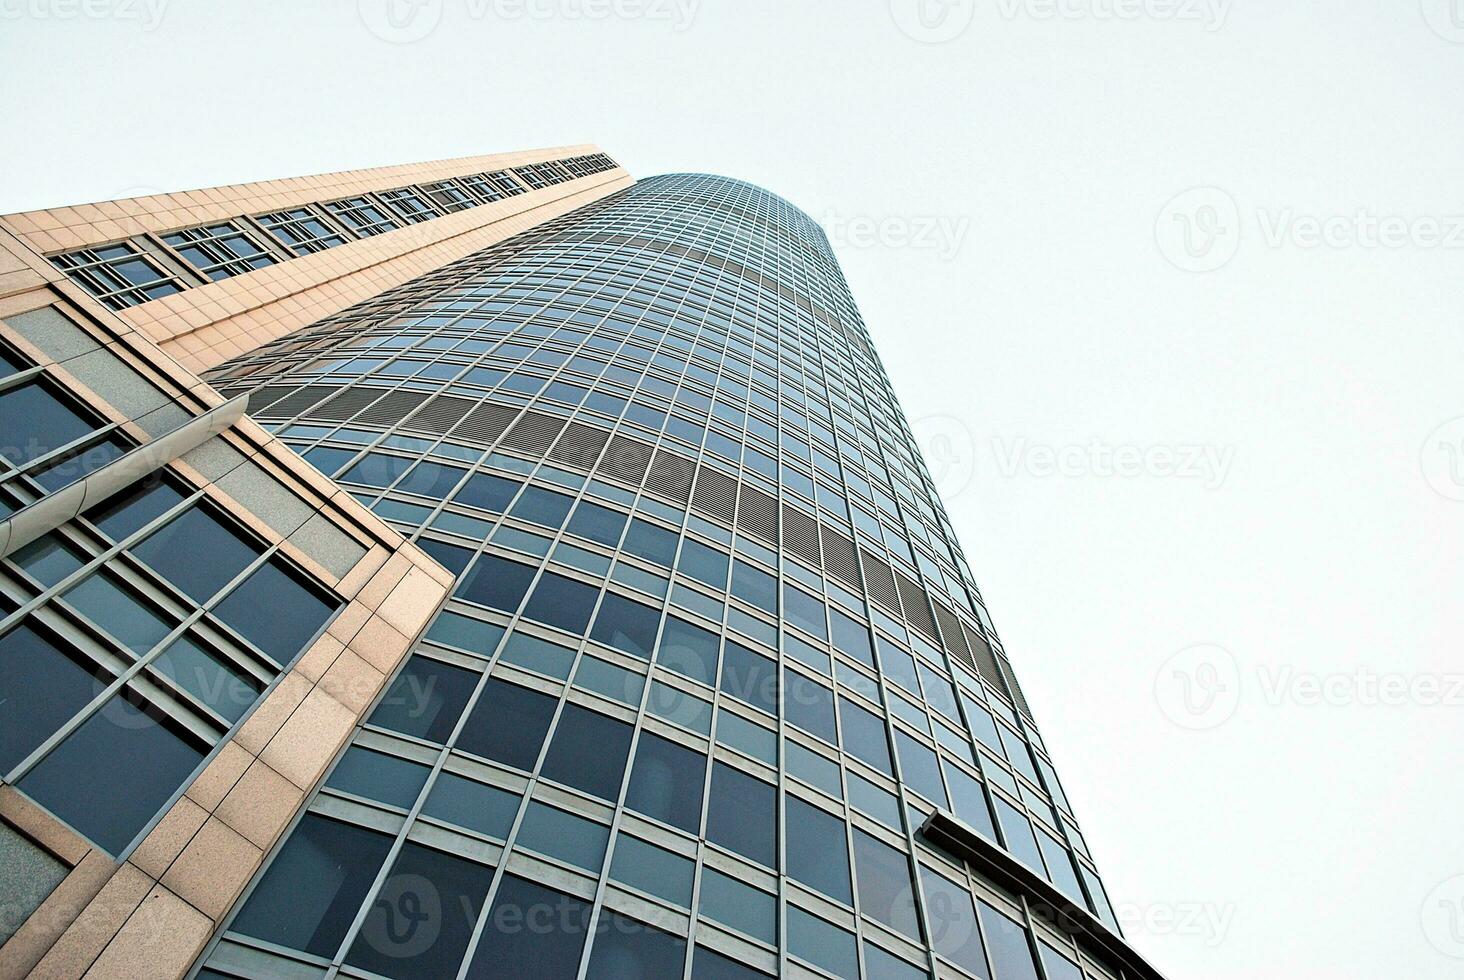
[242,385,296,415]
[895,570,940,641]
[963,623,1008,695]
[820,527,861,590]
[860,549,900,614]
[933,601,976,671]
[356,390,430,427]
[644,448,696,503]
[782,506,822,568]
[401,394,476,435]
[998,655,1035,721]
[548,422,610,471]
[307,388,388,422]
[736,485,778,544]
[254,385,341,420]
[598,435,653,485]
[690,469,738,524]
[451,402,519,445]
[501,410,567,454]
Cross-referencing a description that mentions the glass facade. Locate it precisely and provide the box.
[189,174,1122,979]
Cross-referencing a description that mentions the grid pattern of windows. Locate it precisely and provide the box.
[323,195,401,237]
[255,206,350,255]
[49,242,183,309]
[196,174,1119,980]
[162,221,277,281]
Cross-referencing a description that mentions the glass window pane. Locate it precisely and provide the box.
[131,505,260,603]
[573,655,645,705]
[609,834,694,906]
[231,814,394,958]
[624,731,706,833]
[852,830,922,941]
[566,501,627,546]
[786,795,852,904]
[508,486,574,528]
[1036,829,1085,903]
[977,901,1041,980]
[1039,942,1085,980]
[421,772,519,839]
[676,539,728,589]
[783,668,836,744]
[19,693,204,853]
[698,868,776,944]
[730,560,776,614]
[425,611,505,657]
[919,866,990,978]
[213,559,337,664]
[720,640,777,714]
[706,762,775,866]
[894,731,948,808]
[585,910,687,980]
[325,747,430,809]
[589,593,661,659]
[340,452,411,488]
[457,554,535,613]
[864,942,931,980]
[943,762,998,841]
[655,616,719,685]
[994,798,1045,873]
[782,584,828,640]
[788,905,859,978]
[345,842,495,978]
[456,678,556,771]
[0,624,107,772]
[84,477,185,541]
[498,630,576,680]
[515,800,609,871]
[152,634,262,724]
[397,461,467,499]
[63,573,173,657]
[691,946,774,980]
[456,472,521,512]
[646,680,711,735]
[465,876,591,979]
[540,703,633,801]
[10,534,86,587]
[829,608,874,666]
[839,697,892,775]
[521,572,598,635]
[369,655,479,742]
[419,538,475,576]
[621,518,678,566]
[0,381,95,467]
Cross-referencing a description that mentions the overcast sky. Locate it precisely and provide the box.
[3,2,1462,977]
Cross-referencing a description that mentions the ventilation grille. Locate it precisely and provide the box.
[820,527,861,590]
[895,570,939,641]
[782,506,822,568]
[452,402,518,445]
[356,390,430,427]
[500,410,567,455]
[243,385,296,415]
[307,387,389,422]
[645,448,696,503]
[963,623,1007,694]
[860,549,900,614]
[253,384,340,419]
[548,422,609,471]
[401,394,475,435]
[933,601,975,671]
[998,654,1034,720]
[736,485,778,544]
[690,468,738,525]
[598,435,653,485]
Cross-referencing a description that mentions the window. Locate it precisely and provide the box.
[152,634,262,724]
[852,830,922,941]
[977,901,1041,980]
[994,798,1045,873]
[918,866,989,978]
[676,539,728,589]
[426,610,505,656]
[457,555,535,613]
[455,677,556,771]
[419,539,475,576]
[397,460,468,499]
[256,207,349,255]
[379,187,442,224]
[498,631,575,679]
[515,800,609,871]
[421,179,478,213]
[589,593,660,659]
[340,452,412,488]
[830,608,874,665]
[610,834,695,906]
[782,584,828,640]
[465,876,591,979]
[625,731,706,833]
[84,476,185,541]
[323,196,400,237]
[788,906,859,978]
[28,431,130,491]
[839,696,893,775]
[63,572,174,657]
[508,485,574,528]
[1036,829,1085,903]
[0,624,109,773]
[231,814,394,957]
[162,222,276,280]
[344,842,494,977]
[50,242,182,309]
[621,518,677,566]
[213,558,338,664]
[585,911,687,980]
[325,746,430,809]
[783,668,837,744]
[697,868,776,944]
[692,947,774,980]
[369,655,478,743]
[130,504,261,603]
[421,773,520,839]
[720,640,777,714]
[943,762,998,841]
[0,379,98,469]
[786,795,852,904]
[1039,942,1086,980]
[656,616,719,685]
[894,731,948,808]
[864,942,931,980]
[566,500,627,546]
[706,761,775,866]
[730,560,776,613]
[521,572,598,634]
[540,703,633,801]
[19,691,205,853]
[456,471,521,512]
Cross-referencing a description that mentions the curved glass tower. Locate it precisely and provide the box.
[180,173,1151,980]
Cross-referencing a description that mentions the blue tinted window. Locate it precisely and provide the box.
[852,830,922,941]
[994,797,1045,872]
[418,538,475,577]
[340,452,411,488]
[730,560,776,613]
[465,876,590,979]
[943,762,998,841]
[676,539,728,589]
[515,801,609,871]
[585,911,687,980]
[541,703,633,801]
[0,381,96,468]
[698,869,776,944]
[457,554,535,612]
[656,616,719,685]
[498,631,575,679]
[692,947,774,980]
[788,906,859,978]
[566,500,627,546]
[783,668,837,744]
[421,773,520,839]
[456,472,521,512]
[521,572,597,634]
[610,835,695,906]
[153,635,262,724]
[509,486,574,527]
[131,505,261,603]
[918,866,989,978]
[214,559,337,664]
[625,731,706,833]
[84,477,184,541]
[830,608,874,665]
[456,678,556,771]
[369,655,479,742]
[978,901,1041,980]
[0,625,106,772]
[706,762,775,866]
[63,573,172,656]
[720,640,777,714]
[622,518,677,566]
[301,445,355,477]
[786,795,852,904]
[325,747,429,809]
[397,460,467,498]
[782,584,828,640]
[839,696,892,775]
[589,593,661,659]
[894,731,948,808]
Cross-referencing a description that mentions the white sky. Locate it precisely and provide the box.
[3,2,1462,977]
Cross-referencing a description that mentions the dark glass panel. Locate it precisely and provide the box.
[0,624,107,772]
[457,554,535,613]
[214,558,338,664]
[464,876,592,980]
[786,795,852,904]
[624,731,706,833]
[589,593,661,659]
[368,655,479,742]
[705,761,775,866]
[521,572,598,634]
[455,677,556,771]
[540,703,633,801]
[585,911,687,980]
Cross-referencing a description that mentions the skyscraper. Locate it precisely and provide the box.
[0,149,1162,979]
